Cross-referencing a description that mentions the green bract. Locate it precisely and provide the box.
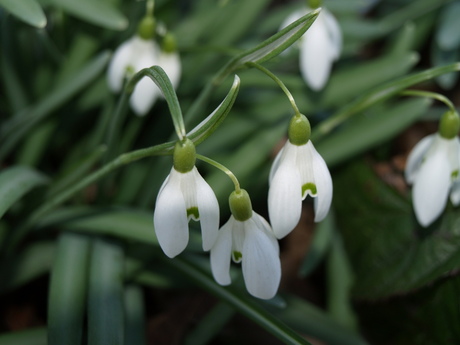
[289,114,311,146]
[162,33,177,53]
[173,138,196,173]
[229,189,253,222]
[439,110,460,139]
[137,16,156,40]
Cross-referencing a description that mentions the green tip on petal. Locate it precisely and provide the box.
[452,170,459,179]
[232,251,243,262]
[288,114,311,146]
[187,207,199,220]
[174,138,196,173]
[302,182,317,197]
[229,189,253,222]
[439,110,460,139]
[137,16,156,40]
[162,33,177,53]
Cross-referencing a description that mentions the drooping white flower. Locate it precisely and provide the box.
[107,36,181,116]
[210,190,281,300]
[268,139,333,239]
[280,7,341,91]
[153,139,218,258]
[405,133,460,226]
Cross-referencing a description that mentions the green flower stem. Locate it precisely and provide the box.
[311,62,460,142]
[146,0,154,17]
[399,89,456,114]
[104,90,130,162]
[6,142,175,253]
[196,154,240,192]
[245,62,301,116]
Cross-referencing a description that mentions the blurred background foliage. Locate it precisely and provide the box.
[0,0,459,344]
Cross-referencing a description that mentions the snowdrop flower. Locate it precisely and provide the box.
[154,139,219,258]
[280,3,341,90]
[210,189,281,299]
[107,16,181,116]
[269,114,332,239]
[405,110,460,227]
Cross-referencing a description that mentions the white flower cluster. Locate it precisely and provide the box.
[152,119,332,299]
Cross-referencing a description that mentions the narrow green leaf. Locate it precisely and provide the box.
[267,295,368,345]
[0,51,111,160]
[161,255,313,345]
[326,232,358,331]
[312,62,460,142]
[133,66,185,139]
[225,9,320,74]
[0,0,46,28]
[187,75,240,145]
[0,327,47,345]
[124,285,146,345]
[49,0,127,30]
[317,98,431,168]
[0,241,55,294]
[48,232,91,345]
[0,166,48,219]
[436,1,460,50]
[88,238,125,345]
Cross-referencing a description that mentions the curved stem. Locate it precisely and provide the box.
[399,89,456,114]
[146,0,154,17]
[196,154,240,192]
[245,62,301,116]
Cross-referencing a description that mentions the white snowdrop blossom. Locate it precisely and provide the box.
[107,35,181,116]
[210,190,281,299]
[280,7,341,90]
[268,139,333,239]
[153,139,219,258]
[405,133,460,227]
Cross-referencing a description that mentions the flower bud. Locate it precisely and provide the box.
[229,189,253,222]
[439,110,460,139]
[162,33,177,53]
[137,16,156,40]
[288,114,311,146]
[173,138,196,173]
[308,0,322,9]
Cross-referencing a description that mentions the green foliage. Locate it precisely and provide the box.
[0,0,459,344]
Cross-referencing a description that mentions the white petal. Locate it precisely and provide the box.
[309,141,333,222]
[412,147,451,227]
[405,134,434,184]
[299,13,335,90]
[192,168,220,251]
[445,136,460,173]
[269,146,285,183]
[130,77,161,116]
[242,218,281,299]
[253,212,279,256]
[107,38,136,92]
[158,52,182,90]
[296,142,315,197]
[153,170,189,258]
[268,153,302,239]
[210,218,234,286]
[322,9,342,60]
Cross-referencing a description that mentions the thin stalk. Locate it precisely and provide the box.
[245,62,300,116]
[196,154,240,192]
[399,90,456,114]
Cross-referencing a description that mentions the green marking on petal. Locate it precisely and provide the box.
[125,65,135,76]
[187,207,199,220]
[302,182,317,197]
[232,251,242,262]
[452,170,459,180]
